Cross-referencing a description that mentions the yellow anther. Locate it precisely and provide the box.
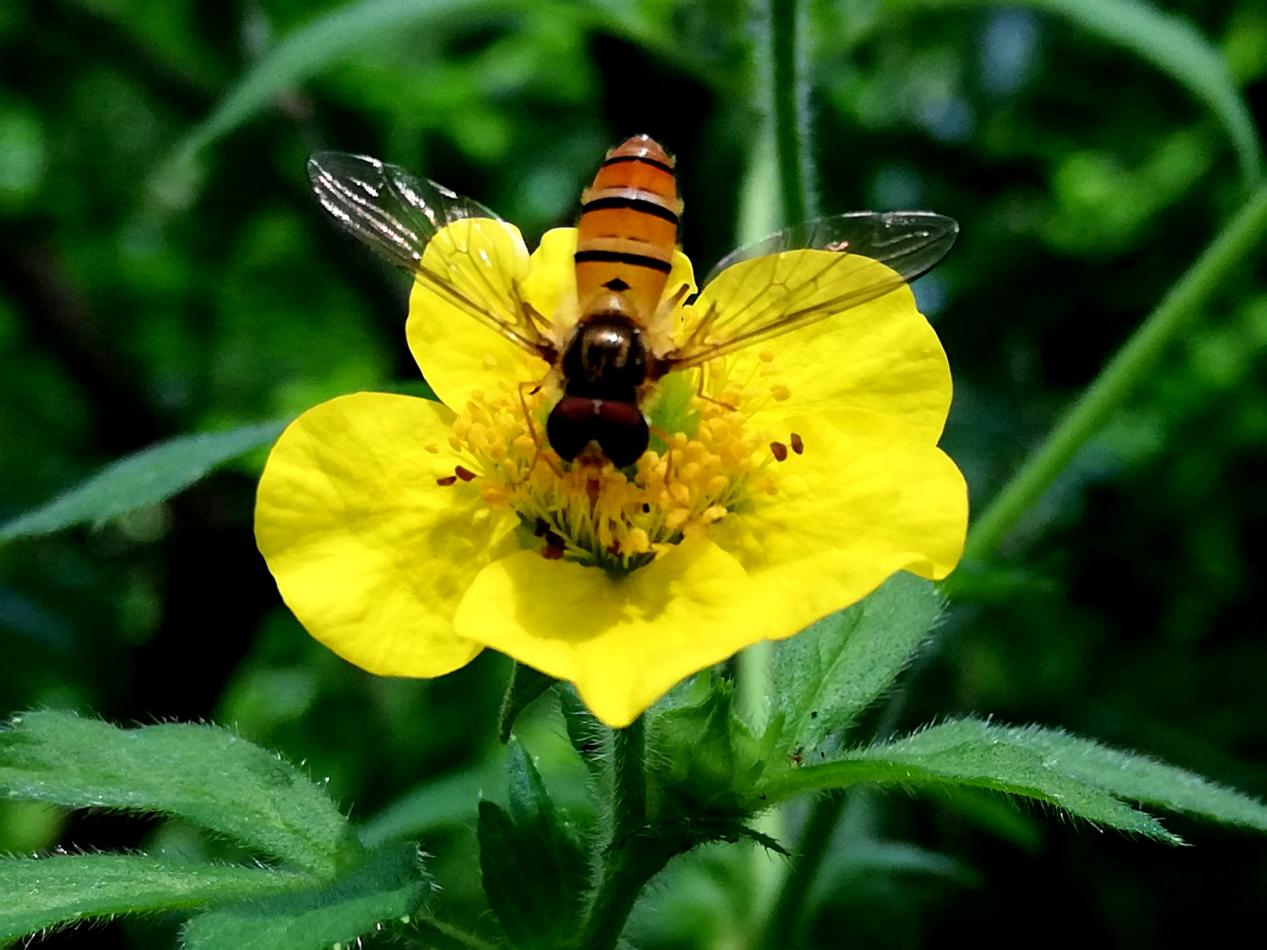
[665,508,690,530]
[445,367,778,571]
[624,527,651,555]
[481,483,510,506]
[771,383,791,401]
[759,350,775,363]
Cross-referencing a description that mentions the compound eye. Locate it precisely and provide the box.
[547,396,596,462]
[595,402,649,469]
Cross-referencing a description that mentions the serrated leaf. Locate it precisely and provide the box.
[892,0,1261,183]
[771,574,942,751]
[972,723,1267,832]
[181,842,430,950]
[758,719,1203,842]
[0,711,360,876]
[0,419,287,543]
[477,743,589,949]
[0,854,309,942]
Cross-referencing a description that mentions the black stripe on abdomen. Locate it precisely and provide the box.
[601,154,674,174]
[580,194,680,224]
[574,249,673,274]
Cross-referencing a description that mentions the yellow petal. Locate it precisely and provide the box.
[690,251,952,440]
[519,227,581,335]
[453,538,776,727]
[255,392,514,677]
[709,407,967,640]
[406,218,546,409]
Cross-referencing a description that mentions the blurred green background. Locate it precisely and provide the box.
[2,0,1265,946]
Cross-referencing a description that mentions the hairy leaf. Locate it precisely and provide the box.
[477,742,589,949]
[0,854,309,942]
[0,420,287,543]
[181,842,430,950]
[772,574,942,751]
[759,718,1267,843]
[0,711,360,876]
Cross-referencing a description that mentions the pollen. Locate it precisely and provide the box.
[441,376,784,573]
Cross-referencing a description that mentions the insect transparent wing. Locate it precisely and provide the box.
[669,211,957,369]
[307,152,551,355]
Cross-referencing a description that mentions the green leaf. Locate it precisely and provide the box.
[181,842,431,950]
[892,0,1261,184]
[771,574,942,751]
[0,419,287,543]
[973,723,1267,832]
[0,711,360,876]
[497,662,556,743]
[758,719,1183,841]
[0,854,309,942]
[477,742,589,949]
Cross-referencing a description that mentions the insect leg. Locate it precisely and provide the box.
[516,375,563,480]
[694,361,737,412]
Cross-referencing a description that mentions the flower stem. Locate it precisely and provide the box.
[580,837,673,950]
[581,716,650,949]
[964,182,1267,562]
[612,714,646,845]
[768,0,817,226]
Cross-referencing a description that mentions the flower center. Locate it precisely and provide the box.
[437,352,801,574]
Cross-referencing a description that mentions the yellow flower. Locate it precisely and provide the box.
[255,220,967,727]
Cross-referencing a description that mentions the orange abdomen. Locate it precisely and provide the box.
[575,135,682,319]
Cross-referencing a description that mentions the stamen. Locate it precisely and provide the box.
[436,475,458,486]
[444,370,779,573]
[790,432,804,455]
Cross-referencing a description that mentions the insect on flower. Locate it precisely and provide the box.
[306,135,957,469]
[258,134,968,726]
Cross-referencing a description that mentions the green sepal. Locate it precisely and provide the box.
[181,842,431,950]
[649,674,766,820]
[497,662,557,743]
[477,741,591,949]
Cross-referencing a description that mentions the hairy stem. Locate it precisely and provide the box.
[581,716,649,949]
[965,183,1267,561]
[768,0,817,226]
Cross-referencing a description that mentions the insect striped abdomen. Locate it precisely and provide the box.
[575,135,682,318]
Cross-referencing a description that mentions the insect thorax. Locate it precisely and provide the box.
[561,312,648,401]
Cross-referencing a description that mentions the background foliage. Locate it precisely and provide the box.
[1,0,1265,946]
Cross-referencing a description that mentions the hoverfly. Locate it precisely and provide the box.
[307,135,957,467]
